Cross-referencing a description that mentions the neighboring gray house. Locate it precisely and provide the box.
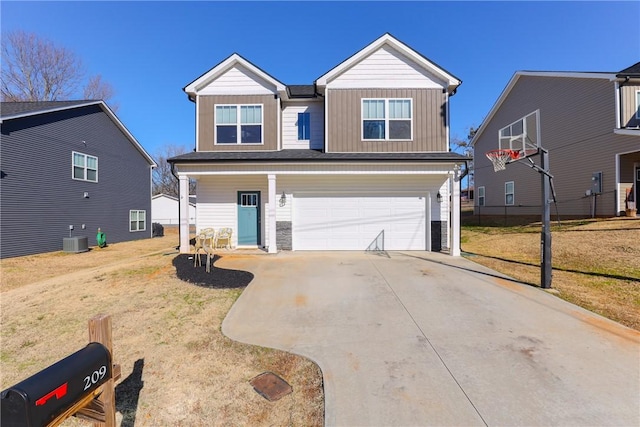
[0,101,157,258]
[471,63,640,218]
[169,33,469,255]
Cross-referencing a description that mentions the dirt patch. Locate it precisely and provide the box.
[0,229,324,426]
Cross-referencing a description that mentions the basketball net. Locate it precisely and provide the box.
[486,149,518,172]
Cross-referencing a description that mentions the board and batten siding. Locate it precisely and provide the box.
[0,106,153,258]
[474,76,640,216]
[327,88,447,153]
[327,45,446,89]
[281,102,324,150]
[620,85,640,128]
[197,95,278,151]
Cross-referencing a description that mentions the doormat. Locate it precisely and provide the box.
[249,372,293,402]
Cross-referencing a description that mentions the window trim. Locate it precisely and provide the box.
[297,112,311,141]
[505,181,515,206]
[214,103,264,145]
[361,98,413,141]
[129,210,146,232]
[72,151,98,183]
[477,186,485,207]
[635,90,640,119]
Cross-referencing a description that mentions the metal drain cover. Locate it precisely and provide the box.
[249,372,293,401]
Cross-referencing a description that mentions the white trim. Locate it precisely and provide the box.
[614,128,640,136]
[195,95,201,151]
[129,209,147,232]
[184,53,285,95]
[267,174,277,253]
[361,98,413,141]
[214,103,264,145]
[615,82,621,128]
[324,90,330,152]
[505,181,515,206]
[636,90,640,119]
[316,33,461,92]
[72,151,98,183]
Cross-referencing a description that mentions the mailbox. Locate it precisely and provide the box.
[1,342,112,427]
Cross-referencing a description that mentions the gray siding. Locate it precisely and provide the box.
[327,88,447,153]
[1,105,153,258]
[198,95,278,151]
[474,76,640,217]
[620,85,640,128]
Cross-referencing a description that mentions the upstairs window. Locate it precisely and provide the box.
[72,152,98,182]
[478,186,485,207]
[636,90,640,119]
[215,104,263,144]
[298,112,311,140]
[362,98,412,140]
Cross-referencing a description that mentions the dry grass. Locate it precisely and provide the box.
[1,228,323,426]
[461,217,640,330]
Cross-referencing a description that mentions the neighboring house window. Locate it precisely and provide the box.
[130,210,146,232]
[362,99,412,140]
[298,112,310,140]
[636,90,640,119]
[215,104,263,144]
[478,186,485,207]
[505,181,515,206]
[72,152,98,182]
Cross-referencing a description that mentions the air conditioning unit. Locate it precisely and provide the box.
[63,236,89,253]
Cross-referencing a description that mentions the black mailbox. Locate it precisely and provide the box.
[1,342,112,427]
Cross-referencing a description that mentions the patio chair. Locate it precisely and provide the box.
[194,228,215,267]
[215,228,233,250]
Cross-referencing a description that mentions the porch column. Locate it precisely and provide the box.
[267,174,277,253]
[179,175,191,253]
[451,175,461,256]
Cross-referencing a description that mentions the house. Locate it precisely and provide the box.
[471,63,640,218]
[168,33,469,255]
[152,193,196,225]
[0,100,157,258]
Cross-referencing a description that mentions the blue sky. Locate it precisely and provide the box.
[3,1,638,157]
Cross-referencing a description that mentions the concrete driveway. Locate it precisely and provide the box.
[221,251,640,426]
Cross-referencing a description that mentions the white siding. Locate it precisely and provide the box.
[198,65,276,95]
[196,176,270,247]
[282,102,325,149]
[328,45,446,89]
[151,196,195,225]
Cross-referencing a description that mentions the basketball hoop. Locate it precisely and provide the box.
[486,149,519,172]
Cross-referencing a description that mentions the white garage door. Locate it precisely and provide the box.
[293,194,427,250]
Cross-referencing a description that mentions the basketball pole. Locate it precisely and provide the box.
[540,148,552,289]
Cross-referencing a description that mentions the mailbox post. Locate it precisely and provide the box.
[1,314,119,427]
[0,343,112,427]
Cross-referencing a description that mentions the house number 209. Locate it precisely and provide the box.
[83,365,108,390]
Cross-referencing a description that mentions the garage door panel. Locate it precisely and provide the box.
[294,194,426,250]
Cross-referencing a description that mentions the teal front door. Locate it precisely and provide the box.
[237,192,260,246]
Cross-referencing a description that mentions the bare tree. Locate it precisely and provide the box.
[451,126,477,193]
[83,74,119,111]
[1,30,116,107]
[153,144,196,197]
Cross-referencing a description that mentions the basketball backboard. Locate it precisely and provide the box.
[498,109,540,160]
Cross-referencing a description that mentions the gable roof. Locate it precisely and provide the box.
[315,33,462,93]
[471,71,616,146]
[183,53,286,99]
[617,61,640,77]
[0,100,157,167]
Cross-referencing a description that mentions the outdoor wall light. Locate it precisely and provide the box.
[436,191,443,203]
[83,192,89,198]
[279,191,287,207]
